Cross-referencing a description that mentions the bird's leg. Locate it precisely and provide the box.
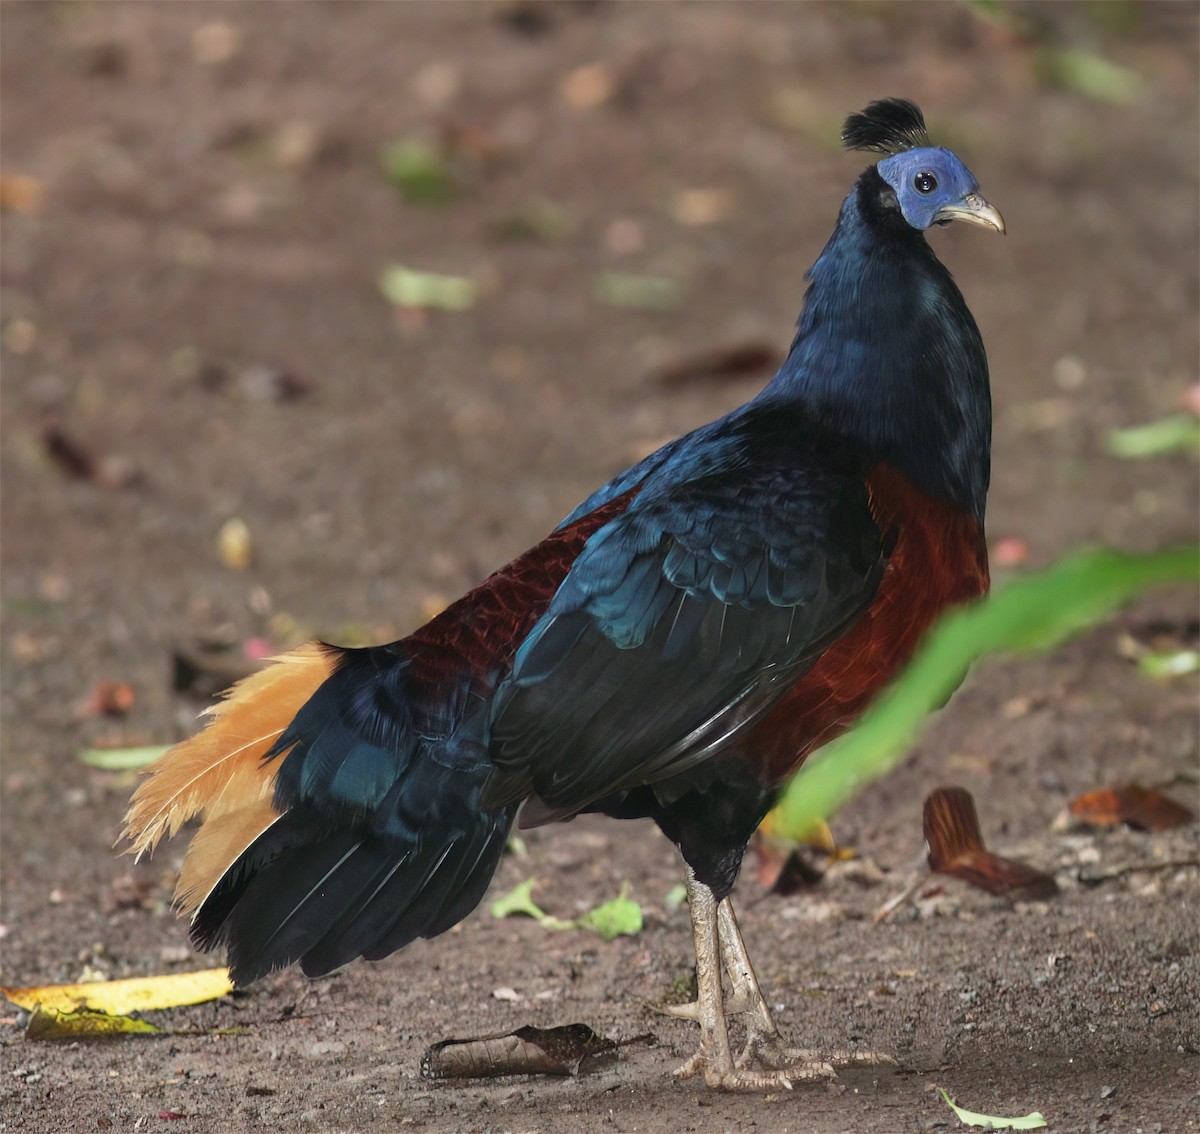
[668,869,896,1090]
[671,869,818,1090]
[716,898,893,1081]
[671,866,737,1087]
[715,897,790,1067]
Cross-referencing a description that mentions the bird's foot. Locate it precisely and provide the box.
[675,1030,895,1091]
[674,1045,805,1091]
[736,1031,897,1083]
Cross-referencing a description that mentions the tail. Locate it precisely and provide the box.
[123,644,335,914]
[123,642,516,985]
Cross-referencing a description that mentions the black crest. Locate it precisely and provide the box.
[842,98,932,156]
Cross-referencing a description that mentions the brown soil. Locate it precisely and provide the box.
[2,3,1197,1132]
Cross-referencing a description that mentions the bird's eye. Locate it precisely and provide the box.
[914,171,938,194]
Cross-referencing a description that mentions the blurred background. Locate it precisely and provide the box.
[0,2,1196,1123]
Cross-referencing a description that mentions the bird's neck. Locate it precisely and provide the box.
[758,168,991,522]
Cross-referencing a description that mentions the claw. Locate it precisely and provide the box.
[656,1000,700,1022]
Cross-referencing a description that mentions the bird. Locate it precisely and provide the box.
[124,97,1003,1091]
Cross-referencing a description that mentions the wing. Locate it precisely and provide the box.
[482,431,887,823]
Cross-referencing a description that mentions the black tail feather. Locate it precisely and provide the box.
[195,807,515,985]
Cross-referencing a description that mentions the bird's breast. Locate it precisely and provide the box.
[747,462,989,786]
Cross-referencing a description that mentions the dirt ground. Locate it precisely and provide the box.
[2,2,1198,1132]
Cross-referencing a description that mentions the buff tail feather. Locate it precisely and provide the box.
[121,643,334,916]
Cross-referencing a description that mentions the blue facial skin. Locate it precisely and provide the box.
[877,147,982,231]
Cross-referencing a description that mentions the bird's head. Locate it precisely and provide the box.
[843,98,1005,236]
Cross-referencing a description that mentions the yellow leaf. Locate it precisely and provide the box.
[25,1007,165,1040]
[216,517,253,570]
[1,968,233,1016]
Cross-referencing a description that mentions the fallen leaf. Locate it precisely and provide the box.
[664,883,687,909]
[77,744,169,771]
[561,62,615,110]
[41,420,98,481]
[653,341,779,387]
[752,813,845,893]
[938,1087,1047,1130]
[269,120,322,170]
[592,272,681,311]
[413,61,461,109]
[380,139,455,205]
[1137,648,1200,679]
[216,517,253,570]
[0,174,44,214]
[751,840,828,895]
[491,878,642,939]
[1039,45,1144,105]
[1,968,233,1016]
[490,878,550,923]
[575,884,643,941]
[671,187,735,227]
[491,198,574,242]
[925,787,1058,899]
[1107,414,1200,459]
[25,1006,165,1040]
[1065,786,1194,832]
[3,317,37,354]
[84,680,137,718]
[421,1023,620,1080]
[191,21,241,65]
[380,264,477,311]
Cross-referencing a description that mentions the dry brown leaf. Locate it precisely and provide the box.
[1066,786,1194,832]
[653,341,780,388]
[421,1023,628,1080]
[925,787,1058,899]
[561,62,615,109]
[216,517,253,570]
[84,680,136,718]
[0,174,44,214]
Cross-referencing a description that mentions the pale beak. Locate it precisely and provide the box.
[934,193,1006,235]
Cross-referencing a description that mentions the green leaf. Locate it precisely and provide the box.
[489,878,548,923]
[1138,649,1200,679]
[592,272,682,311]
[380,265,477,311]
[664,883,688,910]
[576,884,643,941]
[1107,414,1200,459]
[76,744,169,770]
[380,139,455,205]
[939,1087,1047,1129]
[957,0,1013,26]
[492,198,574,242]
[1040,46,1144,105]
[490,879,642,940]
[774,545,1199,837]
